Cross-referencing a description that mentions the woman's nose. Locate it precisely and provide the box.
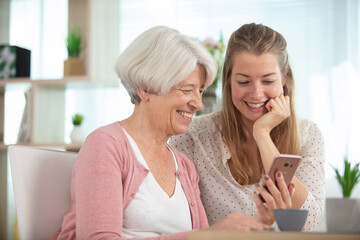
[191,91,203,111]
[251,83,264,99]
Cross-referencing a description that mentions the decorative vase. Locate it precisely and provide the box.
[64,58,83,76]
[326,198,360,233]
[70,125,84,143]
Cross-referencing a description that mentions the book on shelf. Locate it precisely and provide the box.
[17,89,31,143]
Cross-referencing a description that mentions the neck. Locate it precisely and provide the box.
[120,105,170,151]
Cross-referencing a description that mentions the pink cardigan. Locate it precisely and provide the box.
[51,122,209,240]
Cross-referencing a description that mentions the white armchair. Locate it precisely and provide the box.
[8,145,77,240]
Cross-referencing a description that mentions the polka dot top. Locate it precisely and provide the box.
[169,112,325,231]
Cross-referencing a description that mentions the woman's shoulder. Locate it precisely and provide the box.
[87,122,125,141]
[78,122,136,172]
[299,119,321,133]
[82,122,129,153]
[298,118,324,144]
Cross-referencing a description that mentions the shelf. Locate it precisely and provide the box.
[0,76,105,90]
[0,76,87,84]
[0,78,31,91]
[0,77,31,85]
[0,142,82,152]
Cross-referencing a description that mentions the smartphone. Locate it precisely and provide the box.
[267,154,301,187]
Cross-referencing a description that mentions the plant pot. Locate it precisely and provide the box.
[326,198,360,233]
[70,126,84,143]
[64,58,83,76]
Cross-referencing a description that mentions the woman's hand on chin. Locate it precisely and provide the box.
[253,94,290,136]
[206,212,270,232]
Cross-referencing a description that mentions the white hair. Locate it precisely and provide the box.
[115,26,217,104]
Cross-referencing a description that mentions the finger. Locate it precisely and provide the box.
[253,191,268,215]
[279,95,287,110]
[284,95,290,106]
[247,219,269,231]
[233,212,269,230]
[265,99,275,112]
[288,183,295,197]
[256,179,278,209]
[253,192,275,225]
[282,95,291,115]
[274,96,289,116]
[268,97,288,119]
[276,171,292,208]
[262,175,285,209]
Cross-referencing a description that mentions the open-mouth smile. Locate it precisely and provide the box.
[245,100,268,112]
[176,110,194,120]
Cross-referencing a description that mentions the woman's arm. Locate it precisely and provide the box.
[252,95,308,222]
[253,129,308,209]
[292,120,325,230]
[75,131,125,239]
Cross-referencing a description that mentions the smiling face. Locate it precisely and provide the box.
[149,65,206,136]
[231,52,284,123]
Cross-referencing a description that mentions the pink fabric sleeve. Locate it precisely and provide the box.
[191,164,209,229]
[73,130,194,240]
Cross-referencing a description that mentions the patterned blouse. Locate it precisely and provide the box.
[169,112,325,231]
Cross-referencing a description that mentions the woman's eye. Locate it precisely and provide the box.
[237,81,249,85]
[182,89,192,94]
[263,80,275,84]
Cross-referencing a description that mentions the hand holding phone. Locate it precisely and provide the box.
[257,154,301,203]
[267,154,301,187]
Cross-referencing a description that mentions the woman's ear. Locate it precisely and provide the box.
[137,88,150,102]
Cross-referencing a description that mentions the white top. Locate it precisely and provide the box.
[122,129,192,238]
[169,112,325,231]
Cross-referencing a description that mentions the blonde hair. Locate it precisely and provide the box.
[115,26,217,104]
[220,23,300,185]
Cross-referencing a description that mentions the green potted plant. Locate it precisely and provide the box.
[334,156,360,197]
[326,155,360,233]
[64,27,84,76]
[72,113,84,126]
[66,28,82,58]
[70,113,85,143]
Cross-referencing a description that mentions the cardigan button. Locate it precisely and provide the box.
[190,202,195,207]
[178,171,182,177]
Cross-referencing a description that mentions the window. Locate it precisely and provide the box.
[119,0,360,173]
[8,0,360,172]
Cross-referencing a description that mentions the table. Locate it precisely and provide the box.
[189,231,360,240]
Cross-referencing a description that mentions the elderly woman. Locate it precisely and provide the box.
[51,26,268,240]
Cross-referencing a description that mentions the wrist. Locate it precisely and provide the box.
[253,127,271,142]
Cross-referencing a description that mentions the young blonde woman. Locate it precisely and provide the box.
[170,23,325,230]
